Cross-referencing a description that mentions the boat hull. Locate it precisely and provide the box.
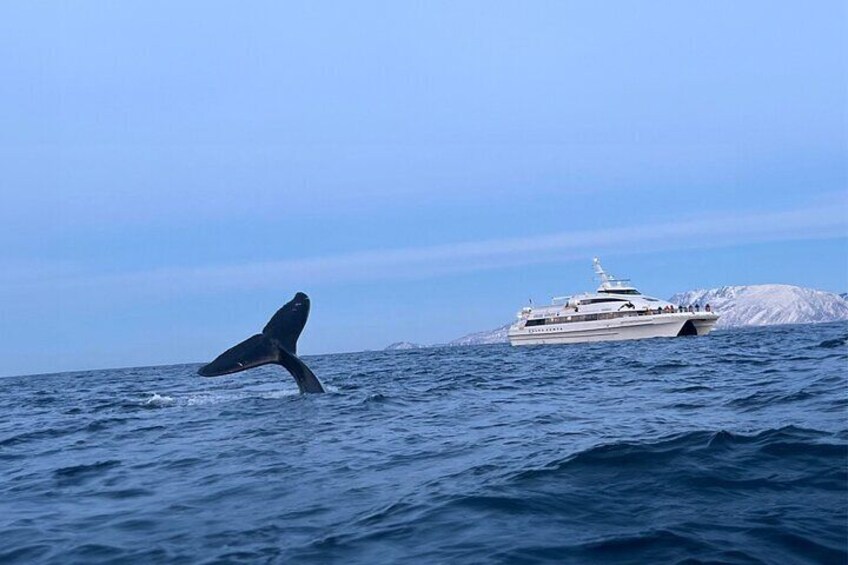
[508,313,718,346]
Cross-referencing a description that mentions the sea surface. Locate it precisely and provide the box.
[2,322,847,564]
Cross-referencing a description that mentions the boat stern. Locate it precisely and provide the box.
[690,313,719,336]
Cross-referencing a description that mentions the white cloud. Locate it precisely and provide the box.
[2,202,845,295]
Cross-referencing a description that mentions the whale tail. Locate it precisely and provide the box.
[197,292,325,393]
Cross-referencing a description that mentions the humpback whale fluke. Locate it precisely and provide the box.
[197,292,325,393]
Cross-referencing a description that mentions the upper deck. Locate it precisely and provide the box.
[515,258,673,321]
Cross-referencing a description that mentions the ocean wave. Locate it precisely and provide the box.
[2,322,846,564]
[817,335,848,348]
[668,384,713,393]
[143,392,175,407]
[516,426,844,476]
[0,426,79,448]
[183,389,300,406]
[406,427,848,563]
[53,460,122,486]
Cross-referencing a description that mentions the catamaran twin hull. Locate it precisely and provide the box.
[508,312,719,346]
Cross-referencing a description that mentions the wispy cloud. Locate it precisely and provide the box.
[3,203,846,296]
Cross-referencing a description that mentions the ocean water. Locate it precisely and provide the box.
[1,322,846,564]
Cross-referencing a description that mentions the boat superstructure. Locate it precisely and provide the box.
[508,258,719,346]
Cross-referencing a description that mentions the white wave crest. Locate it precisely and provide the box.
[184,389,301,406]
[144,392,176,406]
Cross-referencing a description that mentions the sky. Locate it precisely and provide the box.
[1,1,846,377]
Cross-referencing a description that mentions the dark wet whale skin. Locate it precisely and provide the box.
[197,292,325,393]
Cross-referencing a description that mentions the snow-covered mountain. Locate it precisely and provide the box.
[668,285,848,329]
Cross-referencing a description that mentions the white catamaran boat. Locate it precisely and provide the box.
[508,258,719,346]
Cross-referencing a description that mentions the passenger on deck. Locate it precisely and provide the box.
[705,303,711,312]
[688,305,694,313]
[695,304,700,312]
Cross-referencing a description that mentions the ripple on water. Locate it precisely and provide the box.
[53,460,122,486]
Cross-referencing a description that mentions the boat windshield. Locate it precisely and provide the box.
[598,289,641,295]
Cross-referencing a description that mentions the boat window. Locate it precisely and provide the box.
[525,309,648,327]
[599,289,641,295]
[581,298,629,305]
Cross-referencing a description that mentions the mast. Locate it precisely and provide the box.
[593,257,614,290]
[593,257,637,293]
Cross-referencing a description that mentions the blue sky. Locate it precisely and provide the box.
[1,1,846,376]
